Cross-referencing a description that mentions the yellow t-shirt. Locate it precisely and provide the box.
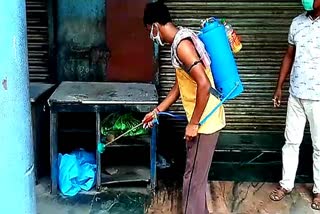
[175,67,226,134]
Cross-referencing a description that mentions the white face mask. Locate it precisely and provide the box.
[150,24,165,46]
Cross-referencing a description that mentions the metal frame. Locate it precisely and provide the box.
[30,83,55,184]
[95,112,102,191]
[49,102,157,194]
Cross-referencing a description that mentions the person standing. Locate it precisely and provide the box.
[142,2,226,213]
[269,0,320,210]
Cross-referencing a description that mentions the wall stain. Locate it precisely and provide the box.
[57,0,107,82]
[2,78,7,90]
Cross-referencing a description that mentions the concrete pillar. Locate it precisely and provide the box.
[0,1,36,213]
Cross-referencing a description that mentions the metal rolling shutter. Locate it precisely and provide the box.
[26,0,50,82]
[159,0,303,137]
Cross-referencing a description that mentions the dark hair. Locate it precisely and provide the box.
[143,1,172,26]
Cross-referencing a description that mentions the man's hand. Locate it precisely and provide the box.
[184,123,199,141]
[142,109,158,128]
[273,88,282,107]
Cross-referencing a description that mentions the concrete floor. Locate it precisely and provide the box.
[36,178,320,214]
[36,178,150,214]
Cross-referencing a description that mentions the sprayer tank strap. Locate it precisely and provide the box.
[186,60,203,73]
[210,87,222,99]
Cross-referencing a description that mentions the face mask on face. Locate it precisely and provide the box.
[302,0,314,11]
[150,24,165,46]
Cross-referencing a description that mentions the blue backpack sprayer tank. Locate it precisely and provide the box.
[197,17,244,125]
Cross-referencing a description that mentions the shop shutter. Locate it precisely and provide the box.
[158,0,303,138]
[26,0,51,82]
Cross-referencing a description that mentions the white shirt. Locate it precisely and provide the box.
[288,12,320,100]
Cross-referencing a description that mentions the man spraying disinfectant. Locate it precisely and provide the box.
[141,2,243,213]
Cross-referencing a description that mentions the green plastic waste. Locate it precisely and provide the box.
[101,112,148,137]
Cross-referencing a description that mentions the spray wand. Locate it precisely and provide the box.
[97,114,156,154]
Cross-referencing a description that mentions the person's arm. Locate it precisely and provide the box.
[276,45,295,90]
[177,39,211,140]
[142,78,179,127]
[273,45,295,107]
[177,39,210,125]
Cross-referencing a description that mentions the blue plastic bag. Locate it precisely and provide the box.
[58,149,96,196]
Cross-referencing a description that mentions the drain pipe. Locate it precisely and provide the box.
[0,1,36,213]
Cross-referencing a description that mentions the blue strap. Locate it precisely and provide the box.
[199,82,240,125]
